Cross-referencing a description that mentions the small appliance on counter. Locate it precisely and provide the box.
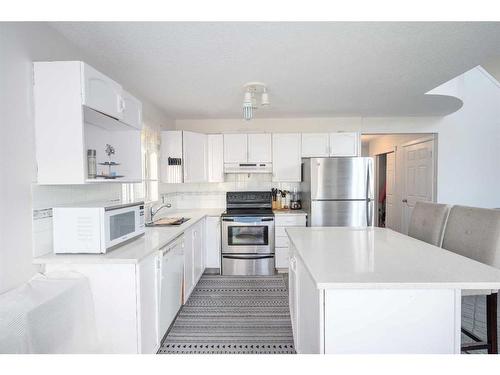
[53,201,145,254]
[290,188,302,210]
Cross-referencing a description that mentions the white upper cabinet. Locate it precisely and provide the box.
[121,90,143,129]
[248,133,272,162]
[301,133,330,157]
[207,134,224,182]
[183,131,208,183]
[329,132,359,157]
[223,134,248,163]
[34,61,143,184]
[272,133,302,182]
[81,63,124,120]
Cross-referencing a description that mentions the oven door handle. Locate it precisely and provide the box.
[222,218,234,222]
[222,254,274,260]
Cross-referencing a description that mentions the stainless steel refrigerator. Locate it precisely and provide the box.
[301,157,374,227]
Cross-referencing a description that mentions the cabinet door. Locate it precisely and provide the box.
[183,227,195,303]
[121,90,143,130]
[329,132,359,157]
[137,252,159,353]
[205,216,221,269]
[248,133,272,162]
[272,133,302,182]
[193,220,205,284]
[183,131,207,183]
[301,133,329,157]
[223,134,248,163]
[160,131,183,183]
[207,134,224,182]
[289,253,298,346]
[82,63,123,120]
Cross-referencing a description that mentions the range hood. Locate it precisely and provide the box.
[224,162,273,174]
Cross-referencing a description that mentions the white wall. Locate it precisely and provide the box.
[0,23,170,294]
[434,67,500,208]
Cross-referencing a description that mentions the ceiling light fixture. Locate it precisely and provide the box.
[242,82,269,121]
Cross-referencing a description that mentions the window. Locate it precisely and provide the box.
[122,122,160,204]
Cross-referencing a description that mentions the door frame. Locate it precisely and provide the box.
[400,135,438,234]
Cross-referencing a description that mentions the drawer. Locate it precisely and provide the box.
[275,215,306,227]
[275,236,290,248]
[275,247,290,269]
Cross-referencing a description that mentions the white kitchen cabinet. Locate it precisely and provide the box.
[329,132,359,157]
[137,252,160,354]
[183,131,208,183]
[248,133,272,162]
[301,133,330,157]
[183,219,206,303]
[160,131,183,183]
[183,226,195,303]
[205,216,221,270]
[275,213,306,270]
[121,90,143,129]
[34,61,143,184]
[224,134,248,163]
[81,62,124,120]
[272,133,302,182]
[44,253,160,353]
[193,219,205,284]
[207,134,224,182]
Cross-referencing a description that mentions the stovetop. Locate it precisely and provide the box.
[222,208,274,217]
[223,191,273,217]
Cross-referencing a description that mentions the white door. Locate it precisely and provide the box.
[248,133,272,162]
[385,151,397,231]
[401,140,435,234]
[272,133,302,182]
[137,252,159,353]
[207,134,224,182]
[301,133,329,157]
[82,63,123,120]
[121,90,143,130]
[223,134,248,163]
[183,131,207,183]
[329,133,359,157]
[205,216,221,269]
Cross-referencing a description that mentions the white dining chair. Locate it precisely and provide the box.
[407,201,450,246]
[441,205,500,354]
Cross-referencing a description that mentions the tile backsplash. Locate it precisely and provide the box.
[159,173,300,211]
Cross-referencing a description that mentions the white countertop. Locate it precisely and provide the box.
[273,209,307,215]
[33,209,224,265]
[286,227,500,290]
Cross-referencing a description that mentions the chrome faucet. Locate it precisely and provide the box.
[150,203,171,222]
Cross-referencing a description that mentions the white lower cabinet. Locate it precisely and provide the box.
[205,216,221,270]
[183,218,206,303]
[275,213,306,270]
[289,248,323,354]
[44,252,160,353]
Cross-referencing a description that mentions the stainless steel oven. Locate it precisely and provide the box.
[221,191,275,276]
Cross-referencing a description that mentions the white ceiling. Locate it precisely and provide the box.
[50,22,500,119]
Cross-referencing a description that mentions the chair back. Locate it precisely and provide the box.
[408,201,450,246]
[442,205,500,268]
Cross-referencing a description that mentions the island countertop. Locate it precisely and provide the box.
[285,226,500,290]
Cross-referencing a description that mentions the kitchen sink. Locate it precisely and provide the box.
[145,217,190,227]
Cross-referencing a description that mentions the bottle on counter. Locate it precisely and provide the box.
[87,149,96,179]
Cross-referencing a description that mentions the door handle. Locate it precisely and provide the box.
[402,199,408,203]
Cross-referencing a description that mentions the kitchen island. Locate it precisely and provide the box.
[286,227,500,354]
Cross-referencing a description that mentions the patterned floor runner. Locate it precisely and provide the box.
[158,274,295,354]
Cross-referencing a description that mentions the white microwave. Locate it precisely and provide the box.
[53,201,145,254]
